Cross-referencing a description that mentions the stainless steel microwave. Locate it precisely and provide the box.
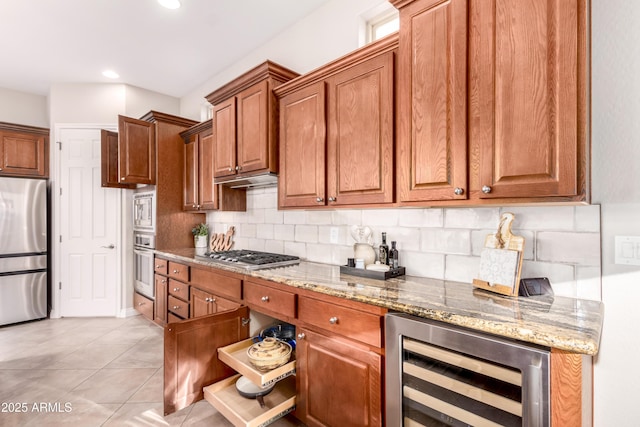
[133,190,156,232]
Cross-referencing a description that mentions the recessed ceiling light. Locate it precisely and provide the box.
[158,0,181,9]
[102,70,120,79]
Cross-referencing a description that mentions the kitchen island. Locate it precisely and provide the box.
[157,248,603,356]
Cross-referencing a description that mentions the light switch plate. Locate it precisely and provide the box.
[614,236,640,266]
[329,227,339,244]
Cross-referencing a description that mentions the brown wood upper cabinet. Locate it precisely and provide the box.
[205,61,299,182]
[180,121,246,212]
[117,115,156,185]
[392,0,589,204]
[275,34,397,208]
[0,122,49,178]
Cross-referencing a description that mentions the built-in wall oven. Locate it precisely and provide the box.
[386,313,551,427]
[133,189,156,299]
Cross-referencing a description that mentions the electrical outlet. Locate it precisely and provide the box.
[615,236,640,266]
[330,227,339,244]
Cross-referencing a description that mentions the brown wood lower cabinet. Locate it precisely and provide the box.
[191,287,241,318]
[164,306,250,415]
[154,275,168,326]
[296,327,383,427]
[134,292,153,321]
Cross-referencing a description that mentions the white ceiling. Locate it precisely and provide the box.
[0,0,332,98]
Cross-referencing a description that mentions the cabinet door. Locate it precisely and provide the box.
[164,306,250,415]
[0,130,48,177]
[154,274,168,326]
[470,0,584,199]
[198,131,218,210]
[237,80,270,174]
[183,135,199,211]
[278,81,327,208]
[117,115,156,185]
[190,287,214,318]
[212,97,237,178]
[296,328,382,427]
[395,0,468,202]
[101,130,135,188]
[327,51,394,206]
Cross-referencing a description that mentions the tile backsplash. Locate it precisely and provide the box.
[207,187,602,301]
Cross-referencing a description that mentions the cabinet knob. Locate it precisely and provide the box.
[235,165,242,171]
[138,302,144,306]
[173,269,179,274]
[205,297,211,302]
[329,316,339,325]
[261,296,270,302]
[297,333,306,340]
[328,197,336,202]
[211,297,216,303]
[454,187,464,196]
[228,167,233,172]
[0,168,3,171]
[192,204,197,208]
[196,205,200,209]
[172,305,180,310]
[482,185,492,194]
[161,279,166,284]
[120,177,125,181]
[173,287,180,292]
[316,197,324,203]
[155,265,162,269]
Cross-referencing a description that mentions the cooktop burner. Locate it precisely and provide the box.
[198,250,300,270]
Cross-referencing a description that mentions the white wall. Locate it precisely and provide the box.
[0,87,48,127]
[591,0,640,424]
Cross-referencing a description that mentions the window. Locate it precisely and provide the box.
[365,5,399,44]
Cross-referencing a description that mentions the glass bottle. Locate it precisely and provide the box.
[389,241,399,269]
[379,232,389,265]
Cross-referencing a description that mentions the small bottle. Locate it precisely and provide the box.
[389,241,399,269]
[378,232,389,266]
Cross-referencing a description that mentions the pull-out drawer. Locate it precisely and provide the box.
[190,267,242,301]
[134,292,154,321]
[298,296,383,348]
[244,281,296,319]
[168,279,189,301]
[168,295,189,319]
[168,261,189,282]
[154,258,168,275]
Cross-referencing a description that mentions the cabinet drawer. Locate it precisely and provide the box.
[168,279,189,301]
[167,313,183,323]
[190,267,242,301]
[168,295,189,318]
[244,281,296,318]
[134,292,154,321]
[154,258,168,275]
[298,296,382,348]
[168,261,189,282]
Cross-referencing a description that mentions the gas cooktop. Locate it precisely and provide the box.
[197,250,300,270]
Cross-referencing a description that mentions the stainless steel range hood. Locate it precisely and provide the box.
[216,172,278,189]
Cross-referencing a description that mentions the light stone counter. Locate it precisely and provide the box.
[157,248,603,355]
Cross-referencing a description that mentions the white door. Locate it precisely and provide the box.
[58,127,120,316]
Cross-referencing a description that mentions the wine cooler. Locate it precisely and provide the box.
[385,313,551,427]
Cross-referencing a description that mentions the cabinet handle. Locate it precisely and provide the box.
[205,297,210,302]
[261,296,270,302]
[228,167,233,172]
[161,279,166,284]
[329,316,339,325]
[138,302,144,306]
[120,177,125,181]
[173,269,179,274]
[328,197,336,202]
[155,265,162,269]
[173,287,180,292]
[482,185,492,194]
[316,197,324,203]
[172,305,180,310]
[454,187,464,196]
[196,204,200,209]
[192,204,197,208]
[297,333,306,340]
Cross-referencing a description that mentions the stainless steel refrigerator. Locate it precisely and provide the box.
[0,177,48,326]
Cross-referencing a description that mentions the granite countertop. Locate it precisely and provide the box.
[157,248,603,355]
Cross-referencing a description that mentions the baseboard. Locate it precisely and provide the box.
[119,307,140,318]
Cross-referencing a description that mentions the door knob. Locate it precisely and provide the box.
[101,244,115,249]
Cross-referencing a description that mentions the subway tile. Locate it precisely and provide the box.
[444,255,481,283]
[274,224,295,241]
[334,245,355,265]
[420,229,471,255]
[264,208,284,225]
[520,261,575,297]
[376,227,421,252]
[306,243,336,264]
[256,223,274,240]
[318,225,348,245]
[264,239,285,255]
[575,205,601,232]
[402,251,445,279]
[444,207,500,229]
[237,223,256,238]
[398,208,443,228]
[362,209,399,227]
[284,241,306,259]
[246,238,266,251]
[537,232,601,265]
[504,206,575,230]
[306,210,333,225]
[471,229,535,260]
[253,191,277,209]
[331,210,362,226]
[283,210,307,225]
[295,225,318,243]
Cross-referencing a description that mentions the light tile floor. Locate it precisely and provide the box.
[0,315,304,426]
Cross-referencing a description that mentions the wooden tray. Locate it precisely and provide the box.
[472,213,524,297]
[218,338,296,387]
[203,374,296,427]
[340,265,406,280]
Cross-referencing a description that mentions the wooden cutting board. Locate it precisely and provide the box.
[473,213,524,296]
